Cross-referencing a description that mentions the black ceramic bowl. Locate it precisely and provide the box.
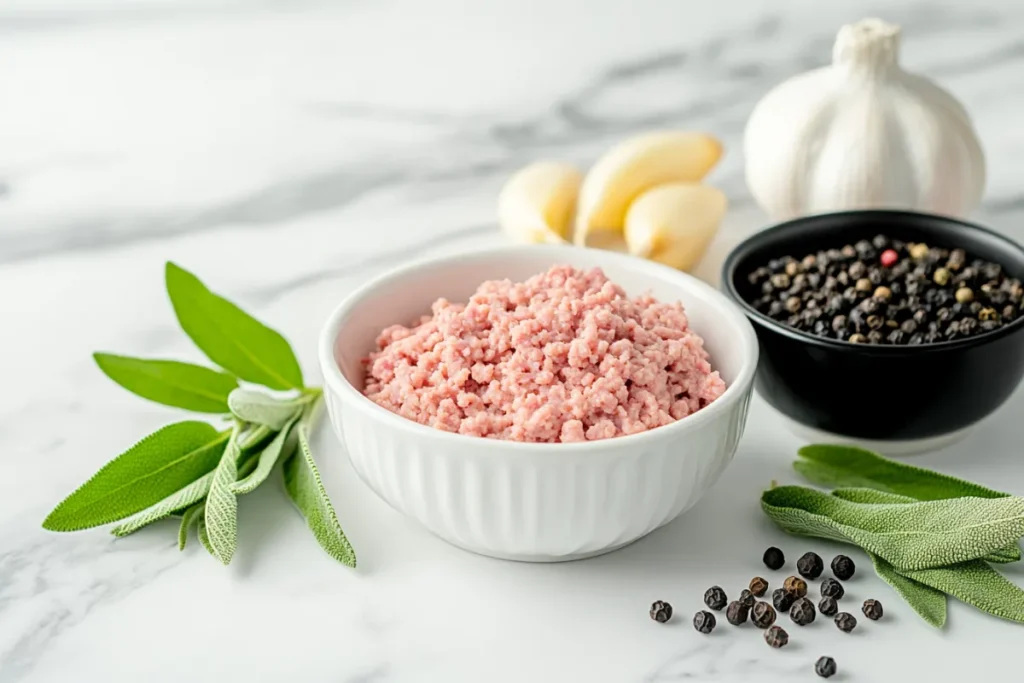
[723,210,1024,453]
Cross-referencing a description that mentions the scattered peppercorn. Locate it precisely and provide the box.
[693,610,716,634]
[815,656,838,679]
[751,601,777,629]
[704,586,728,611]
[745,236,1020,344]
[783,576,808,598]
[764,625,789,649]
[738,589,755,608]
[797,552,824,579]
[863,599,884,620]
[726,601,749,626]
[763,547,785,570]
[835,612,858,633]
[772,588,795,612]
[749,577,769,598]
[820,578,845,600]
[830,555,855,580]
[790,597,816,626]
[818,596,838,617]
[650,600,673,623]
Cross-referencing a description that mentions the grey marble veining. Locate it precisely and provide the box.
[3,0,1024,681]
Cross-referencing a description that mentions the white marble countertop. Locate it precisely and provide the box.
[4,0,1024,680]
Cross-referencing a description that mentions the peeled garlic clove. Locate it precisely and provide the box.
[498,161,582,244]
[624,183,728,272]
[574,131,723,249]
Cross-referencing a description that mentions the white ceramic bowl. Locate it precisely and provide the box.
[318,245,758,562]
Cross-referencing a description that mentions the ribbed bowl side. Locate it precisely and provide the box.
[327,385,752,562]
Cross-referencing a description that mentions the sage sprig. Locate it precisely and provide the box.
[763,444,1024,627]
[42,262,356,568]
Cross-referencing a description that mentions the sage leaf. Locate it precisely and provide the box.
[228,388,307,431]
[43,422,228,532]
[178,503,204,550]
[204,428,241,565]
[902,561,1024,625]
[869,552,947,628]
[831,488,1021,564]
[796,444,1006,501]
[165,262,303,390]
[197,513,215,557]
[282,423,356,567]
[761,485,1024,570]
[110,471,215,537]
[232,415,299,495]
[93,353,238,413]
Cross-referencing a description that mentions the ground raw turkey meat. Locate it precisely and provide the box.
[362,265,726,443]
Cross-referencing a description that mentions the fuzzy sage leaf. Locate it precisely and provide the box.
[796,444,1007,501]
[165,262,303,390]
[232,414,300,495]
[43,422,228,532]
[111,471,215,537]
[204,427,242,565]
[761,485,1024,571]
[228,388,309,431]
[900,561,1024,624]
[93,353,238,413]
[282,420,356,567]
[869,552,947,628]
[178,503,204,550]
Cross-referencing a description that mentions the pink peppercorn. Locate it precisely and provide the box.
[880,249,898,267]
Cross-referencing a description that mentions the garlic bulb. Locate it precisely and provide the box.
[744,18,986,220]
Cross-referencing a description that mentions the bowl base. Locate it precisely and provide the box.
[779,415,973,457]
[437,535,646,564]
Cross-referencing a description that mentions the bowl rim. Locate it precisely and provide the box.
[317,244,759,453]
[722,209,1024,354]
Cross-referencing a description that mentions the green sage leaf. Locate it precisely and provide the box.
[831,487,1021,564]
[796,444,1006,501]
[93,353,237,413]
[761,485,1024,571]
[869,552,947,628]
[197,512,215,557]
[228,388,307,431]
[204,428,241,565]
[282,423,356,567]
[110,471,215,537]
[43,422,228,532]
[178,503,204,550]
[902,561,1024,624]
[165,262,303,390]
[232,414,299,495]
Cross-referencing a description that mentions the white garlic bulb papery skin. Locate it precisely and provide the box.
[744,18,986,220]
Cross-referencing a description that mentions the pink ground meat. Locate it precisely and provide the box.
[361,265,727,443]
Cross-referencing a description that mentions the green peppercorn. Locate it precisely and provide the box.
[848,333,867,344]
[693,610,716,634]
[789,597,816,626]
[956,287,974,303]
[862,599,884,620]
[979,307,999,321]
[785,296,802,313]
[771,273,791,289]
[751,601,777,629]
[815,656,838,678]
[835,612,857,633]
[650,600,673,623]
[785,261,800,277]
[855,277,873,292]
[873,285,892,301]
[866,314,883,330]
[933,267,951,285]
[764,625,789,649]
[818,596,838,617]
[910,243,929,260]
[749,577,769,597]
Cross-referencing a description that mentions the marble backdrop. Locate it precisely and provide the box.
[3,1,1024,681]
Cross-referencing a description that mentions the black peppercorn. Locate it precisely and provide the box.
[797,552,824,579]
[749,577,769,597]
[831,314,847,332]
[872,234,888,250]
[900,318,917,334]
[726,601,749,626]
[831,555,855,580]
[835,612,857,633]
[772,588,794,612]
[815,656,838,679]
[818,596,838,617]
[763,546,785,570]
[650,600,673,623]
[783,576,808,597]
[866,314,883,330]
[738,589,755,609]
[763,625,789,649]
[859,297,880,314]
[751,601,777,629]
[693,610,716,634]
[862,599,884,620]
[704,586,727,611]
[789,597,816,626]
[867,330,884,344]
[820,578,845,599]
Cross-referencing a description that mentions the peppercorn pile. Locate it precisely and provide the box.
[746,235,1024,344]
[650,547,887,678]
